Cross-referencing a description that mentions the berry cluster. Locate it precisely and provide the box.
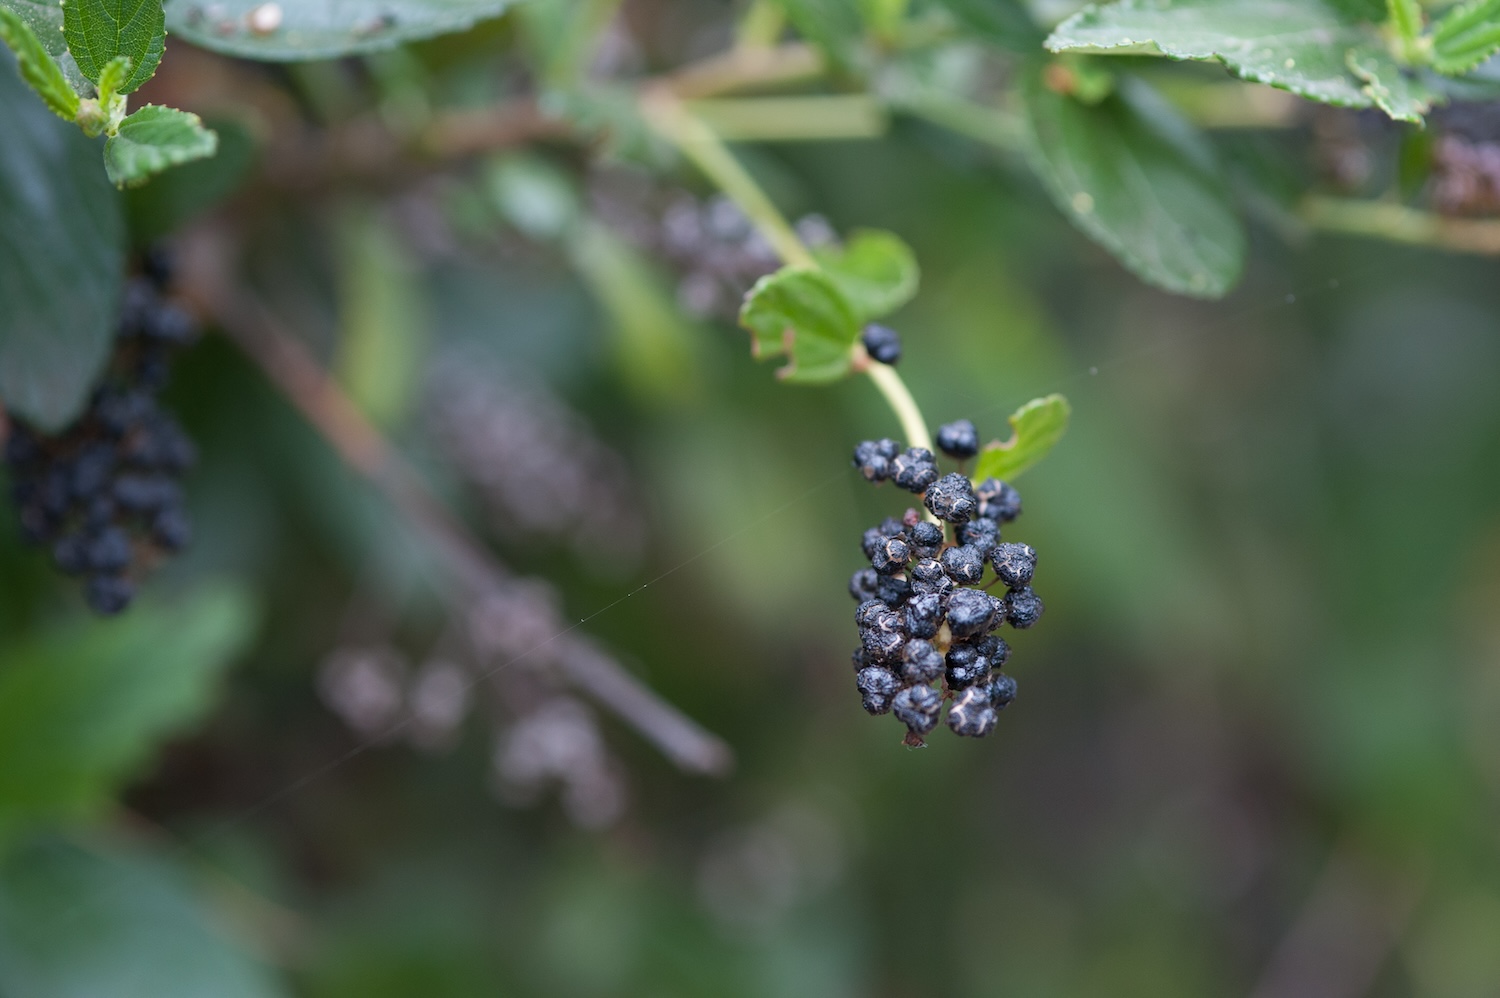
[849,418,1041,745]
[3,257,198,614]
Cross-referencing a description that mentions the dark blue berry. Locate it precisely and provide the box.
[851,648,868,672]
[876,575,912,606]
[901,639,945,684]
[861,324,902,365]
[86,526,132,572]
[141,246,175,291]
[935,419,979,460]
[85,574,134,615]
[904,592,942,639]
[113,473,180,513]
[849,567,880,602]
[859,607,907,663]
[976,478,1022,523]
[870,535,910,575]
[946,588,999,638]
[945,642,989,689]
[947,685,997,737]
[855,599,886,628]
[52,532,90,575]
[957,517,998,549]
[4,426,42,467]
[974,633,1010,668]
[892,684,941,736]
[856,665,901,715]
[988,674,1018,708]
[940,544,986,585]
[68,442,116,500]
[874,439,900,460]
[989,542,1037,589]
[923,472,978,523]
[908,520,943,558]
[1004,587,1044,629]
[151,506,192,551]
[852,440,891,482]
[892,448,939,493]
[861,527,885,560]
[94,389,155,437]
[144,303,196,344]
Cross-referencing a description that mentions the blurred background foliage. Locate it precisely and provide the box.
[5,0,1500,995]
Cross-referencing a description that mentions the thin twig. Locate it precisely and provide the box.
[1302,197,1500,255]
[178,225,733,777]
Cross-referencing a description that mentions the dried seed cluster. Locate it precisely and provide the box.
[849,419,1041,745]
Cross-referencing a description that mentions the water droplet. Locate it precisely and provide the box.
[1071,192,1094,214]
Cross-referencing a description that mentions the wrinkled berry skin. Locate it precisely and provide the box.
[904,592,943,639]
[901,639,945,684]
[946,588,999,638]
[876,575,912,606]
[975,633,1010,669]
[859,607,907,662]
[947,686,998,737]
[851,440,891,482]
[957,517,998,550]
[861,324,903,365]
[976,478,1022,523]
[849,567,880,602]
[908,520,943,559]
[1005,587,1044,629]
[989,542,1037,589]
[924,472,978,524]
[988,674,1018,708]
[892,448,939,493]
[945,642,989,689]
[855,599,886,628]
[892,684,942,736]
[870,535,911,575]
[940,545,986,585]
[857,666,901,714]
[936,419,980,460]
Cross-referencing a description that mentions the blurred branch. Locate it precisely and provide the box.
[178,225,733,777]
[1248,845,1423,998]
[661,41,823,99]
[685,95,888,141]
[1301,197,1500,254]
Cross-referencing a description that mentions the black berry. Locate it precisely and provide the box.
[1004,587,1044,629]
[945,641,989,689]
[976,478,1022,523]
[988,674,1018,708]
[947,686,997,737]
[85,573,134,615]
[849,567,880,602]
[940,544,986,585]
[923,472,978,523]
[935,419,979,460]
[891,448,939,493]
[900,639,945,684]
[857,665,901,714]
[957,517,998,549]
[946,588,999,639]
[989,542,1037,589]
[904,592,943,639]
[861,324,902,365]
[908,520,943,558]
[892,683,941,736]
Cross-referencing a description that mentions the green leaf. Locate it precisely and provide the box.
[0,837,290,998]
[1433,0,1500,76]
[738,267,861,384]
[61,0,164,94]
[94,51,130,103]
[1387,0,1423,46]
[930,0,1044,51]
[103,104,218,188]
[1020,74,1246,298]
[971,394,1072,482]
[124,116,255,241]
[1346,48,1436,122]
[0,8,80,119]
[1045,0,1422,121]
[0,585,257,839]
[812,229,919,324]
[161,0,520,60]
[0,56,124,432]
[778,0,867,67]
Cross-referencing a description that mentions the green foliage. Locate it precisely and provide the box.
[812,229,920,325]
[0,57,124,432]
[740,267,861,383]
[1432,0,1500,75]
[161,0,521,61]
[0,9,80,120]
[61,0,164,94]
[1020,74,1245,298]
[1045,0,1430,121]
[0,837,289,998]
[103,104,218,188]
[971,394,1072,482]
[123,117,256,241]
[0,585,257,839]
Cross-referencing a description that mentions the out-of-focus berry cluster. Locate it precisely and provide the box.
[2,256,197,614]
[849,416,1039,745]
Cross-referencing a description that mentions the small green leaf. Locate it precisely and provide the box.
[1387,0,1423,49]
[61,0,164,93]
[971,394,1072,483]
[94,51,130,103]
[1347,49,1436,122]
[812,229,920,325]
[103,104,218,188]
[124,115,256,240]
[1433,0,1500,75]
[739,267,861,384]
[0,8,80,119]
[1045,0,1423,121]
[161,0,520,61]
[1021,74,1246,298]
[0,585,257,839]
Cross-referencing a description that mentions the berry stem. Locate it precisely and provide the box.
[865,360,933,453]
